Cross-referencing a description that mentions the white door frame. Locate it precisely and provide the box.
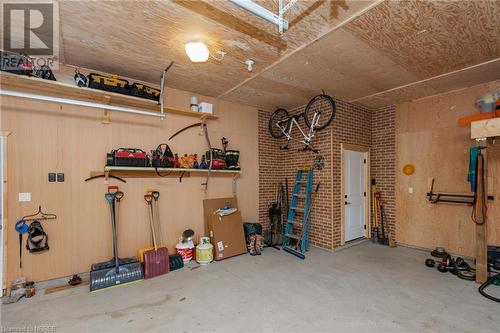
[0,132,10,293]
[340,143,370,245]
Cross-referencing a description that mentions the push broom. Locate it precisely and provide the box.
[91,188,138,271]
[90,190,144,292]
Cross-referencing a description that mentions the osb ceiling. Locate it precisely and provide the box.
[220,0,500,109]
[56,0,376,102]
[9,0,500,109]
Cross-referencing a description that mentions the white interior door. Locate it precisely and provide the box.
[344,150,366,242]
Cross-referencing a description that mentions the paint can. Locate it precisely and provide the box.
[196,237,213,265]
[176,238,194,263]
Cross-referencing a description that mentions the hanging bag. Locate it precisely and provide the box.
[26,221,49,253]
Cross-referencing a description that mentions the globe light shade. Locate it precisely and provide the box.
[185,41,209,63]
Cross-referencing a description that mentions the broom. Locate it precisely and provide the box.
[90,191,143,291]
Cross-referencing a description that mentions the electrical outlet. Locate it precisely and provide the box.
[57,173,65,182]
[408,187,414,194]
[48,173,56,182]
[18,193,31,202]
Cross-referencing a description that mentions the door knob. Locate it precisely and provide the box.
[345,201,351,205]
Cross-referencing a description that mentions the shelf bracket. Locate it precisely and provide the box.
[232,173,240,197]
[179,171,186,183]
[101,95,111,124]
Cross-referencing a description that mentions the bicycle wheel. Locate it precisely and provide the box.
[304,94,336,130]
[269,108,290,138]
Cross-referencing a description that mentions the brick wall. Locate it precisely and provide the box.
[371,106,396,241]
[258,100,396,249]
[258,109,286,234]
[258,98,385,249]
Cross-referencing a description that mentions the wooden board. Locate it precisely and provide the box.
[0,84,258,283]
[395,80,500,257]
[44,280,89,295]
[0,72,219,120]
[471,118,500,139]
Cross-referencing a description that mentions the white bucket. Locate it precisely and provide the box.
[176,238,194,263]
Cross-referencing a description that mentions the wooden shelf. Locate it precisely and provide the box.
[471,118,500,139]
[0,71,218,120]
[90,166,241,179]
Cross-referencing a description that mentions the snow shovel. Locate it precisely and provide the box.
[143,193,169,279]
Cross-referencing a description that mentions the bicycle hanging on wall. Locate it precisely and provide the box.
[268,93,336,153]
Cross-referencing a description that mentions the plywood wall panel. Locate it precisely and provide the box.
[396,80,500,256]
[0,88,258,283]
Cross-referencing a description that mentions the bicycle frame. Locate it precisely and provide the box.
[276,111,321,146]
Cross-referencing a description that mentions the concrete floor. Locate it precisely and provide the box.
[1,241,499,332]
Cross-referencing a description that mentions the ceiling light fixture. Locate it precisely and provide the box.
[185,41,210,63]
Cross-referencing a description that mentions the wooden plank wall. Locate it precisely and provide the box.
[0,86,258,283]
[396,80,500,256]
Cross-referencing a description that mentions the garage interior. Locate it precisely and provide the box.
[0,0,499,332]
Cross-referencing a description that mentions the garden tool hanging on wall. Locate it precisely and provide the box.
[14,206,57,268]
[168,115,213,191]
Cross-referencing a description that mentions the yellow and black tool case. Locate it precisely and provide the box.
[129,83,161,101]
[88,73,130,95]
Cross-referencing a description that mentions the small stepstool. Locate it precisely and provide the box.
[282,169,314,259]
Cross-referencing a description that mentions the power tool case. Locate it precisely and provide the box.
[88,73,130,95]
[107,148,148,167]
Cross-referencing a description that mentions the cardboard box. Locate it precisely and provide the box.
[199,102,213,114]
[203,197,238,236]
[207,211,246,261]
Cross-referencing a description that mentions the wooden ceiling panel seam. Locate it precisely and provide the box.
[216,0,385,99]
[350,58,500,104]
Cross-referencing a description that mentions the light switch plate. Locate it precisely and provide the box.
[18,192,31,202]
[408,187,414,194]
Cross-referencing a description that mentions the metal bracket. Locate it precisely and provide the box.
[159,62,174,120]
[232,173,240,197]
[229,0,293,35]
[279,0,298,34]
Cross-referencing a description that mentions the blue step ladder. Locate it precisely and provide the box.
[282,169,314,259]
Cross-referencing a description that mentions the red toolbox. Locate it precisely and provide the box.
[109,148,148,167]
